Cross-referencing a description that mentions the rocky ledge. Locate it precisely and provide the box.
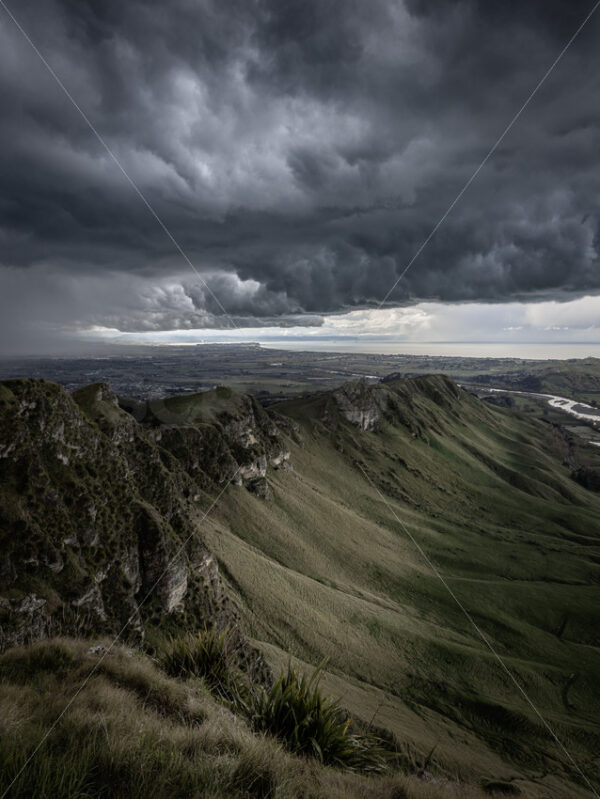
[119,386,292,493]
[327,374,465,435]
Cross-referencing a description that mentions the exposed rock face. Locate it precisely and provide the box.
[0,379,291,652]
[162,557,189,613]
[330,381,387,431]
[0,593,51,647]
[326,374,467,438]
[120,387,291,490]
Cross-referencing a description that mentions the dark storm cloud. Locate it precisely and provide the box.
[1,0,600,345]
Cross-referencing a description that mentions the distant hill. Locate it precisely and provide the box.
[1,375,599,798]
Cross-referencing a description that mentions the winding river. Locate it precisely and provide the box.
[481,387,600,446]
[484,387,600,423]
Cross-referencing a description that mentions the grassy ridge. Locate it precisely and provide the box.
[201,378,600,798]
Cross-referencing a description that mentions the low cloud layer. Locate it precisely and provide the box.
[1,0,599,351]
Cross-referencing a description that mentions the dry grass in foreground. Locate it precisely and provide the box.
[0,638,507,799]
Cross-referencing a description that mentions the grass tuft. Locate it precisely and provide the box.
[162,626,249,704]
[247,661,388,773]
[162,634,388,773]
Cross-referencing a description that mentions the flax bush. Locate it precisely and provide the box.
[248,662,388,773]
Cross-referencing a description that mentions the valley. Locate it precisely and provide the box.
[3,344,600,407]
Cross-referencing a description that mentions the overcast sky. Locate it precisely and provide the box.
[1,0,600,355]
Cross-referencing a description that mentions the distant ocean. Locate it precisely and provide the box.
[261,341,600,359]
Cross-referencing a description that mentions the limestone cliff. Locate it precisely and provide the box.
[120,386,291,497]
[326,374,463,437]
[0,380,291,652]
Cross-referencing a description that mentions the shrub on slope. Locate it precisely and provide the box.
[248,661,388,773]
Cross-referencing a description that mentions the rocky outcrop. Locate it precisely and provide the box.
[120,387,291,490]
[323,374,469,439]
[330,381,387,431]
[0,379,290,653]
[0,593,53,648]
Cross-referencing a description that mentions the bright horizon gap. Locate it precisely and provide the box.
[5,296,600,357]
[64,295,600,358]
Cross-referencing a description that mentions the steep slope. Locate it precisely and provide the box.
[119,385,292,495]
[0,380,286,657]
[201,375,600,798]
[1,375,599,798]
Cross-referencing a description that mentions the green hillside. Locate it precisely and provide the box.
[201,376,600,798]
[1,375,599,798]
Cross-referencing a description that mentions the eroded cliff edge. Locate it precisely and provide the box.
[0,379,292,652]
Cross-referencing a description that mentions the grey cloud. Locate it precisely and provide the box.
[0,263,325,355]
[0,0,599,349]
